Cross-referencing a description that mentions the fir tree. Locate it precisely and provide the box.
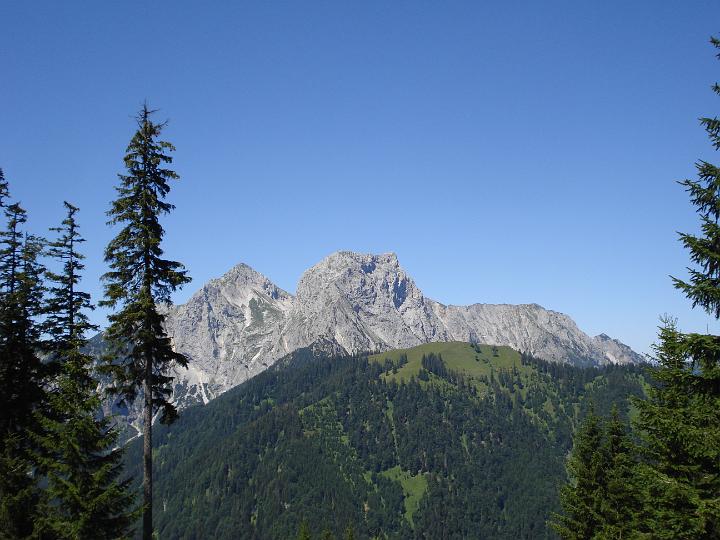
[0,432,39,539]
[550,408,605,539]
[101,104,190,539]
[33,202,136,539]
[0,202,27,299]
[0,191,47,537]
[630,35,720,538]
[553,406,642,539]
[42,202,94,352]
[673,37,720,321]
[0,168,9,207]
[597,405,642,539]
[633,321,718,539]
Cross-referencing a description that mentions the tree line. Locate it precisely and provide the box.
[0,103,190,539]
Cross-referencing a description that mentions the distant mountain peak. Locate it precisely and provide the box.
[326,250,399,262]
[303,251,401,277]
[219,261,277,285]
[197,262,292,302]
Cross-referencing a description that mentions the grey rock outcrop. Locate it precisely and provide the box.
[163,263,293,406]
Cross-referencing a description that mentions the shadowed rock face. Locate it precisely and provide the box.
[96,250,643,436]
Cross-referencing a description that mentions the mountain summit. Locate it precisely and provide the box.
[106,250,643,434]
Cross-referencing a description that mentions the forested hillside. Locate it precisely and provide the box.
[124,342,646,539]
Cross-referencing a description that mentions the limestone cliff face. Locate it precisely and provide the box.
[162,263,293,405]
[98,251,643,436]
[272,252,449,358]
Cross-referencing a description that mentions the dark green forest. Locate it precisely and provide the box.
[123,342,646,539]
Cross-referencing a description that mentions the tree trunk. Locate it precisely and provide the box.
[143,356,153,540]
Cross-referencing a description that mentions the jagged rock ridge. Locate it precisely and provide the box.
[103,251,643,436]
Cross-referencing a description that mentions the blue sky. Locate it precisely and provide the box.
[2,1,720,354]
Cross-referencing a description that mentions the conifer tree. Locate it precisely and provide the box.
[630,35,720,538]
[0,168,8,208]
[0,184,47,537]
[101,105,190,539]
[633,321,711,539]
[33,202,136,539]
[550,408,605,539]
[42,202,94,352]
[0,202,28,301]
[553,406,642,539]
[597,406,642,538]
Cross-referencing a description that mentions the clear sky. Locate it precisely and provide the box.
[2,1,720,355]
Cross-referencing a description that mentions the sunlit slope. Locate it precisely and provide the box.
[370,341,524,382]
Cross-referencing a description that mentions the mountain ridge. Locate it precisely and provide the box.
[99,250,644,436]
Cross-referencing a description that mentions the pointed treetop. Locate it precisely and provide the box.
[672,37,720,319]
[0,168,9,208]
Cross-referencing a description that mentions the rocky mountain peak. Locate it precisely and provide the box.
[202,262,291,302]
[296,251,401,297]
[302,252,414,308]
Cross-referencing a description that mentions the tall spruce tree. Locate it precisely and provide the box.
[551,406,641,539]
[597,406,642,539]
[0,169,8,208]
[0,182,48,537]
[33,202,136,539]
[101,105,190,539]
[550,408,605,539]
[633,321,712,539]
[630,35,720,539]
